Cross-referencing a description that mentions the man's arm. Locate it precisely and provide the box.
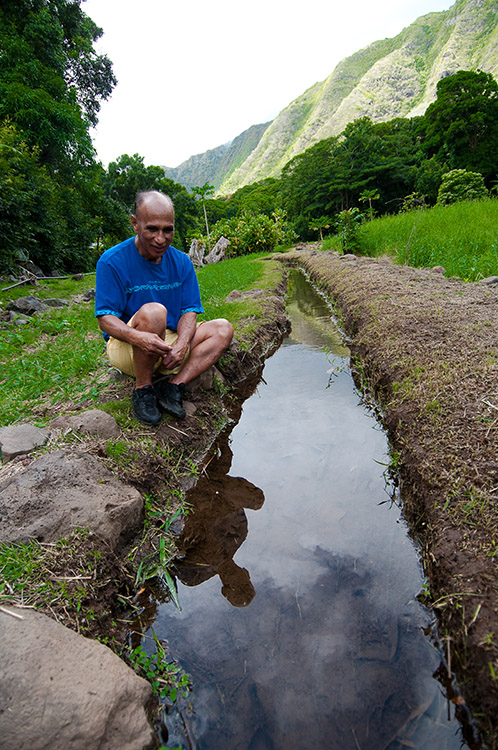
[97,314,172,358]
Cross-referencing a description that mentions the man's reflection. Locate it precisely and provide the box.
[173,437,264,607]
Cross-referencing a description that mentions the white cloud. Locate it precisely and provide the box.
[83,0,455,168]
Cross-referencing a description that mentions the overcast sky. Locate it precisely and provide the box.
[84,0,455,169]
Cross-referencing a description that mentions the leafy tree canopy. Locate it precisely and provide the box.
[422,70,498,182]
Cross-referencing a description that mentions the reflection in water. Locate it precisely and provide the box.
[149,270,477,749]
[173,437,264,607]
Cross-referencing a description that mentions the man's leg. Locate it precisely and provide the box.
[129,303,167,388]
[169,318,234,386]
[129,303,167,426]
[154,319,233,420]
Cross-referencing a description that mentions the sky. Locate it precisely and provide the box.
[83,0,455,169]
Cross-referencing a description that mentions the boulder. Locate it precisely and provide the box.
[43,297,69,307]
[51,409,120,439]
[0,423,50,462]
[6,296,48,315]
[0,607,156,750]
[0,449,143,548]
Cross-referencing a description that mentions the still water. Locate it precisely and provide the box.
[150,270,474,749]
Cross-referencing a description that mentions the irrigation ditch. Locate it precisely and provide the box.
[2,244,498,747]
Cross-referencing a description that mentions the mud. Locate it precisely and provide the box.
[276,247,498,747]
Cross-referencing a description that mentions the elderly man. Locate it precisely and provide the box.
[95,190,233,426]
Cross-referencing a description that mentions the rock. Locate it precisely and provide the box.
[83,288,95,301]
[188,366,215,391]
[340,253,358,260]
[72,272,84,280]
[6,296,48,315]
[0,423,50,462]
[431,265,446,275]
[184,401,198,417]
[478,276,498,286]
[51,409,121,439]
[43,297,69,307]
[0,608,155,750]
[0,449,143,548]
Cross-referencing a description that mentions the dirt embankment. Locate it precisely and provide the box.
[278,246,498,746]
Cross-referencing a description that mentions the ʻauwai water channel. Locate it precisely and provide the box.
[147,270,477,750]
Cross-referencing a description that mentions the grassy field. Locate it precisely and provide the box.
[322,198,498,281]
[0,253,278,427]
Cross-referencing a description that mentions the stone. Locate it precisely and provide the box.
[43,297,69,307]
[478,276,498,286]
[51,409,120,439]
[188,366,215,391]
[0,423,50,462]
[0,607,155,750]
[0,449,143,548]
[431,265,446,275]
[6,296,48,315]
[72,272,84,280]
[83,288,95,301]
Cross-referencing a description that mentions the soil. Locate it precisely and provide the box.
[277,245,498,748]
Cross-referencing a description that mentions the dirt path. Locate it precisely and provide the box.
[277,246,498,747]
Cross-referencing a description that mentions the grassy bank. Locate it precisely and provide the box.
[322,198,498,281]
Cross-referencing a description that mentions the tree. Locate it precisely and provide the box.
[191,182,215,249]
[359,189,380,220]
[0,0,115,168]
[0,0,117,272]
[436,169,488,205]
[308,216,331,241]
[422,70,498,183]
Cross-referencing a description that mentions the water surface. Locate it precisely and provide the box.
[150,270,472,749]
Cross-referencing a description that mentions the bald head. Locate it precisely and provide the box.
[134,191,174,220]
[131,191,175,263]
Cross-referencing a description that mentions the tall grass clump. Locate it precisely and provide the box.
[354,199,498,280]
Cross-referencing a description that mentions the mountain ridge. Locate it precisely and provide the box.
[164,0,498,195]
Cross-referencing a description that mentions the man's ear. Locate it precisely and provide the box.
[130,214,138,232]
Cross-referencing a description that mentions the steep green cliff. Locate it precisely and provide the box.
[163,121,272,190]
[219,0,498,194]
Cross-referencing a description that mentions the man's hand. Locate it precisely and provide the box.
[161,339,189,370]
[134,330,172,358]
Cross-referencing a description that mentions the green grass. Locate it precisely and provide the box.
[197,252,270,321]
[0,275,105,425]
[322,198,498,281]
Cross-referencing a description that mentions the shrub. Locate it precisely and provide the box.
[205,210,296,257]
[437,169,488,206]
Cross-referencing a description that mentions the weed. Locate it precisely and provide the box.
[128,631,190,703]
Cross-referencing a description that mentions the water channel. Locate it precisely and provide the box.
[146,270,477,749]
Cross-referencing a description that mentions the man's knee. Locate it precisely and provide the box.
[131,303,167,332]
[212,318,234,348]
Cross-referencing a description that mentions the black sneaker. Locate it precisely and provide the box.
[131,385,161,426]
[154,380,186,419]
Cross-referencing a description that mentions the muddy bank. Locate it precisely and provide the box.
[277,246,498,746]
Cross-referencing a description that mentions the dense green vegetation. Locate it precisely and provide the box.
[2,1,497,279]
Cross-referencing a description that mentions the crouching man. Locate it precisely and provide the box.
[95,190,233,426]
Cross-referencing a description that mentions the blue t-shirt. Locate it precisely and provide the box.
[95,236,204,339]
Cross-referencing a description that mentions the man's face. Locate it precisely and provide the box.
[131,197,175,263]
